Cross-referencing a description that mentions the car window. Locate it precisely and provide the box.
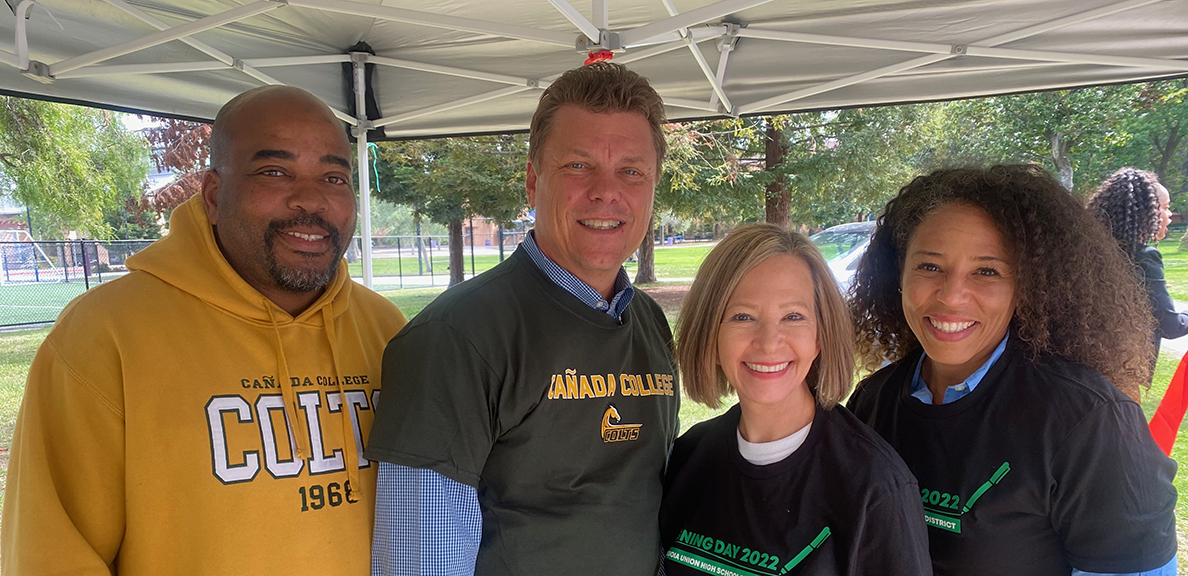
[810,230,871,262]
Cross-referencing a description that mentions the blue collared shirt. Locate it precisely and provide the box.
[909,334,1009,405]
[372,232,639,576]
[520,230,634,322]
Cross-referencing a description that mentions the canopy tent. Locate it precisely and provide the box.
[0,0,1184,285]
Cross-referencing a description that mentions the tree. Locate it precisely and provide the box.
[772,105,935,227]
[142,118,211,215]
[0,97,149,238]
[1111,80,1188,209]
[104,194,160,240]
[372,135,528,285]
[638,118,767,283]
[933,87,1136,191]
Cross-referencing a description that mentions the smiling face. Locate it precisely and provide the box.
[526,105,658,297]
[1156,183,1172,241]
[901,203,1016,385]
[202,89,355,314]
[717,254,821,415]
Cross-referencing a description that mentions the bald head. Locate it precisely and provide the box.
[210,86,346,173]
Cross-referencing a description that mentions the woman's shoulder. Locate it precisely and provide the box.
[848,352,919,416]
[668,407,737,470]
[1137,244,1163,259]
[1016,353,1129,403]
[820,405,919,489]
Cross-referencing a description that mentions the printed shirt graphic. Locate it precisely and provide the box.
[367,248,680,576]
[918,461,1010,534]
[666,526,832,576]
[847,346,1178,576]
[660,405,931,576]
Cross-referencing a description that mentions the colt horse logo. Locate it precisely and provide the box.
[601,404,642,443]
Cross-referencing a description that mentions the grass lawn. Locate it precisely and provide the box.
[382,286,448,319]
[0,327,51,509]
[625,244,718,279]
[1158,230,1188,301]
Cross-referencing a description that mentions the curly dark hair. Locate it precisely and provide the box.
[1087,167,1162,256]
[850,165,1154,397]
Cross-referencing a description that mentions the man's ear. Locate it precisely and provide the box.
[201,170,222,225]
[525,161,537,209]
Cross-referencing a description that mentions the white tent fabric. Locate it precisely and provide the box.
[0,0,1183,285]
[0,0,1184,135]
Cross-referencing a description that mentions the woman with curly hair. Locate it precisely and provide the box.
[1088,168,1188,366]
[846,165,1176,576]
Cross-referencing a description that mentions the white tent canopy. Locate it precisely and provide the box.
[0,0,1184,285]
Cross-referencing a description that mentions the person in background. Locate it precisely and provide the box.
[366,62,679,576]
[1088,167,1188,370]
[2,86,407,574]
[847,165,1177,576]
[660,223,931,576]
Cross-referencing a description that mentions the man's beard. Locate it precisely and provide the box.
[262,213,347,293]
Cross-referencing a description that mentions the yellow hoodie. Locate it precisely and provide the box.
[1,195,406,574]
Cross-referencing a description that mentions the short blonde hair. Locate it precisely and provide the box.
[676,224,855,409]
[529,62,667,171]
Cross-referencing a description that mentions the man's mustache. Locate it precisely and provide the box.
[265,213,344,252]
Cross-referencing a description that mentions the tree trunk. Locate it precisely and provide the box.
[1046,130,1074,190]
[635,216,657,285]
[448,218,465,286]
[1154,122,1183,181]
[764,118,790,226]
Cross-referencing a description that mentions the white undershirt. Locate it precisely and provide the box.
[736,421,813,465]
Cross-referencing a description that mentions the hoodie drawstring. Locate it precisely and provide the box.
[322,305,362,503]
[266,302,312,461]
[265,300,363,504]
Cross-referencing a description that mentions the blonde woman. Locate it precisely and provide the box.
[660,224,930,576]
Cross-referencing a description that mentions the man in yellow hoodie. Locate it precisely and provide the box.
[1,86,407,574]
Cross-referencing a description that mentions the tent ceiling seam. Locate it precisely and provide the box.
[735,0,1173,114]
[287,0,575,46]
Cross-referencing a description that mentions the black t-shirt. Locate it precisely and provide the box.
[660,404,931,576]
[847,345,1177,576]
[366,247,680,576]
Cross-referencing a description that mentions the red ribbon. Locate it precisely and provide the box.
[584,50,614,65]
[1149,348,1188,455]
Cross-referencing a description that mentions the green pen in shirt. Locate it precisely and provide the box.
[962,462,1011,514]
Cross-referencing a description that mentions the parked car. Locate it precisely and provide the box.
[809,221,876,292]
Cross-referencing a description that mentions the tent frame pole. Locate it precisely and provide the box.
[353,52,374,290]
[660,0,733,113]
[547,0,600,44]
[51,1,282,76]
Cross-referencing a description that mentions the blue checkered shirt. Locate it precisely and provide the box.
[372,231,636,576]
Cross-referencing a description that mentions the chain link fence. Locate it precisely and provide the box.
[0,231,531,328]
[0,240,153,328]
[346,231,528,290]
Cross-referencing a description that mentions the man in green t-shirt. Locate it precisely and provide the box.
[367,63,680,576]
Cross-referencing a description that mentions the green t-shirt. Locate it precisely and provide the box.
[367,248,680,575]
